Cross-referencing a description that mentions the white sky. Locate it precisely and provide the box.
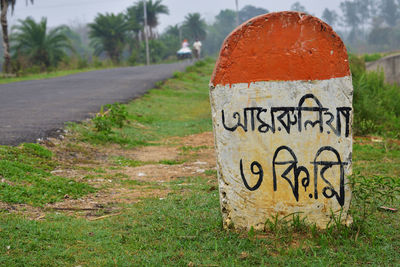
[9,0,343,31]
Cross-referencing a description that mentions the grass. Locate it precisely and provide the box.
[0,143,95,206]
[0,58,399,265]
[68,59,214,146]
[0,141,399,266]
[350,53,400,138]
[0,67,106,85]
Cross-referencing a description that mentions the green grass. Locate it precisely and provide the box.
[0,144,95,206]
[158,159,186,165]
[0,143,399,266]
[69,58,214,146]
[350,53,400,138]
[0,58,399,265]
[0,68,107,84]
[363,53,383,62]
[112,156,147,167]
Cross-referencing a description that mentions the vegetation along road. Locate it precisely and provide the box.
[0,62,191,146]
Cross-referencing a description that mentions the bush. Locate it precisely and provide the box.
[92,57,103,68]
[93,103,128,134]
[351,55,400,138]
[127,50,137,66]
[363,53,382,63]
[77,57,89,69]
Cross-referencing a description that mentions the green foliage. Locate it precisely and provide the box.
[159,25,181,59]
[76,56,89,69]
[158,159,185,165]
[363,53,383,62]
[351,142,400,238]
[11,17,72,71]
[137,39,168,63]
[350,54,400,137]
[92,56,103,68]
[0,57,399,265]
[379,0,399,27]
[239,5,269,23]
[112,156,146,167]
[182,13,207,41]
[368,26,400,50]
[203,9,236,55]
[350,174,399,222]
[0,153,398,266]
[126,0,169,36]
[89,13,129,63]
[60,26,93,59]
[22,143,52,159]
[93,103,128,134]
[0,144,94,206]
[127,50,137,66]
[70,58,215,145]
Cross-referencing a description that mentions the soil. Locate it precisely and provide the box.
[0,132,217,220]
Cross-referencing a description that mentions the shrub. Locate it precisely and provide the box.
[351,54,400,137]
[93,103,128,134]
[363,53,382,62]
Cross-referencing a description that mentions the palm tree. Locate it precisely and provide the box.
[12,17,72,69]
[89,13,129,63]
[145,0,169,37]
[126,0,169,39]
[1,0,33,73]
[182,13,207,41]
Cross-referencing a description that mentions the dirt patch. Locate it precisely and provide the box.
[0,132,217,220]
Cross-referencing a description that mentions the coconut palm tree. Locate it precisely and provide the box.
[126,0,169,39]
[1,0,33,73]
[182,13,207,41]
[89,13,129,63]
[12,17,72,69]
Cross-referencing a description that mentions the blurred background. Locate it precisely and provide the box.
[1,0,399,73]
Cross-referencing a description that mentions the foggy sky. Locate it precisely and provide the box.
[9,0,343,31]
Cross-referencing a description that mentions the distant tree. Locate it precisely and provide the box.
[126,0,169,38]
[126,5,143,39]
[379,0,399,27]
[11,17,71,69]
[145,0,169,31]
[61,27,92,58]
[159,25,180,59]
[164,24,180,38]
[214,9,236,37]
[340,0,361,31]
[367,25,400,51]
[322,8,338,26]
[1,0,34,73]
[355,0,371,31]
[182,13,207,41]
[238,5,269,23]
[290,2,308,13]
[202,9,236,56]
[89,13,129,63]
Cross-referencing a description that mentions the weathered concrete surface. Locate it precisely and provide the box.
[210,12,353,230]
[366,53,400,85]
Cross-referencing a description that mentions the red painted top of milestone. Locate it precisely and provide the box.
[210,11,350,86]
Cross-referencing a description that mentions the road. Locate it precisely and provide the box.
[0,62,191,146]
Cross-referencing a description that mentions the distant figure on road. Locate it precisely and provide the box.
[177,39,192,60]
[182,39,189,48]
[193,39,202,60]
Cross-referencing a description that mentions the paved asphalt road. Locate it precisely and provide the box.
[0,62,192,146]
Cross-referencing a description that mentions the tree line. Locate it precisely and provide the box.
[303,0,400,53]
[1,0,399,74]
[0,0,271,74]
